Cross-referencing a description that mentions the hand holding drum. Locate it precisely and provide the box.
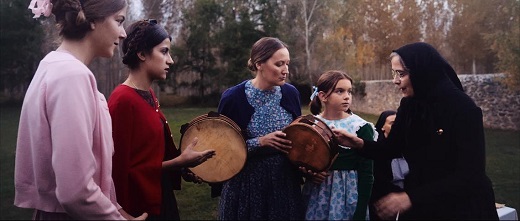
[259,131,292,154]
[298,167,330,184]
[283,114,340,173]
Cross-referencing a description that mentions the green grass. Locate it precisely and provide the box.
[1,107,518,220]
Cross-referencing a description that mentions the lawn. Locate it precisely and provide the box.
[1,107,518,220]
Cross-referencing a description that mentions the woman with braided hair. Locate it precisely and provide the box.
[15,0,146,220]
[108,19,216,220]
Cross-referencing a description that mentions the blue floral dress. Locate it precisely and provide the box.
[302,114,377,220]
[218,80,304,220]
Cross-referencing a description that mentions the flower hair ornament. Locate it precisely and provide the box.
[28,0,53,18]
[309,86,319,101]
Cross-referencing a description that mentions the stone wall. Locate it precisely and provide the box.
[351,74,520,131]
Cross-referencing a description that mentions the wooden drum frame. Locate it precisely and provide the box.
[283,114,339,172]
[179,111,246,183]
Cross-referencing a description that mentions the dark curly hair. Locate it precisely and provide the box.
[50,0,127,40]
[121,19,172,70]
[247,37,288,72]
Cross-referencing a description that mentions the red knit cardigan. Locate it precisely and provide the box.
[108,85,181,216]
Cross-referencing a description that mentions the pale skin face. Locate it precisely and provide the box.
[90,6,128,58]
[139,38,174,81]
[382,114,396,138]
[319,79,353,120]
[253,47,290,90]
[391,56,414,97]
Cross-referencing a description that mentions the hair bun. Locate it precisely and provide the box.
[247,58,257,71]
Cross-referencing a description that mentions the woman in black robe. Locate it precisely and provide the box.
[334,42,499,220]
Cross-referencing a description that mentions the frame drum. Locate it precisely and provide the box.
[283,114,339,172]
[180,112,246,183]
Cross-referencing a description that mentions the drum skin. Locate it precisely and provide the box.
[283,115,339,172]
[180,112,246,183]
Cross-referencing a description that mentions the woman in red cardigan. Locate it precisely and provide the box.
[108,19,215,220]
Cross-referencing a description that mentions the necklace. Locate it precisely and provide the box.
[129,80,145,91]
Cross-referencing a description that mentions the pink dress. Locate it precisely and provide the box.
[14,51,125,220]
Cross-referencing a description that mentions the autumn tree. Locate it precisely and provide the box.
[421,0,452,57]
[447,0,497,74]
[178,0,222,100]
[483,0,520,89]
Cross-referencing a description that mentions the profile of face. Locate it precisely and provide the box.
[139,38,174,80]
[382,114,396,138]
[256,47,290,87]
[391,56,414,97]
[319,79,352,113]
[90,6,128,58]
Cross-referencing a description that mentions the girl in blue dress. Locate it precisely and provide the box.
[302,70,377,220]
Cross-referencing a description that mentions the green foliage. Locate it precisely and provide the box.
[217,0,281,86]
[172,0,282,93]
[0,0,44,96]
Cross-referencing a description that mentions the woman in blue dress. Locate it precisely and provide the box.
[216,37,304,220]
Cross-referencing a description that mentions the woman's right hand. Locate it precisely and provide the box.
[259,131,292,154]
[299,166,329,184]
[332,128,364,149]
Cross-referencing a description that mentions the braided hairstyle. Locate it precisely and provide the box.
[122,20,171,70]
[50,0,127,40]
[309,70,353,115]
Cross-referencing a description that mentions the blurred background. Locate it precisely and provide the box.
[1,0,519,106]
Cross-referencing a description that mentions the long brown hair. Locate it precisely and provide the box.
[309,70,353,115]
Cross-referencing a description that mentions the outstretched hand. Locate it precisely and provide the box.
[332,128,364,149]
[259,131,292,154]
[181,137,216,168]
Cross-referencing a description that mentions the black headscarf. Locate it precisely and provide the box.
[392,42,466,149]
[393,42,463,99]
[375,110,397,142]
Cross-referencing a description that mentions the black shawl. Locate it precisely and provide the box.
[361,42,498,220]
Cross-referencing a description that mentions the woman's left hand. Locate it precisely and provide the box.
[258,131,292,154]
[181,137,216,168]
[181,168,204,184]
[375,192,412,219]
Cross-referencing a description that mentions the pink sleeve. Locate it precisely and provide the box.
[46,66,125,220]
